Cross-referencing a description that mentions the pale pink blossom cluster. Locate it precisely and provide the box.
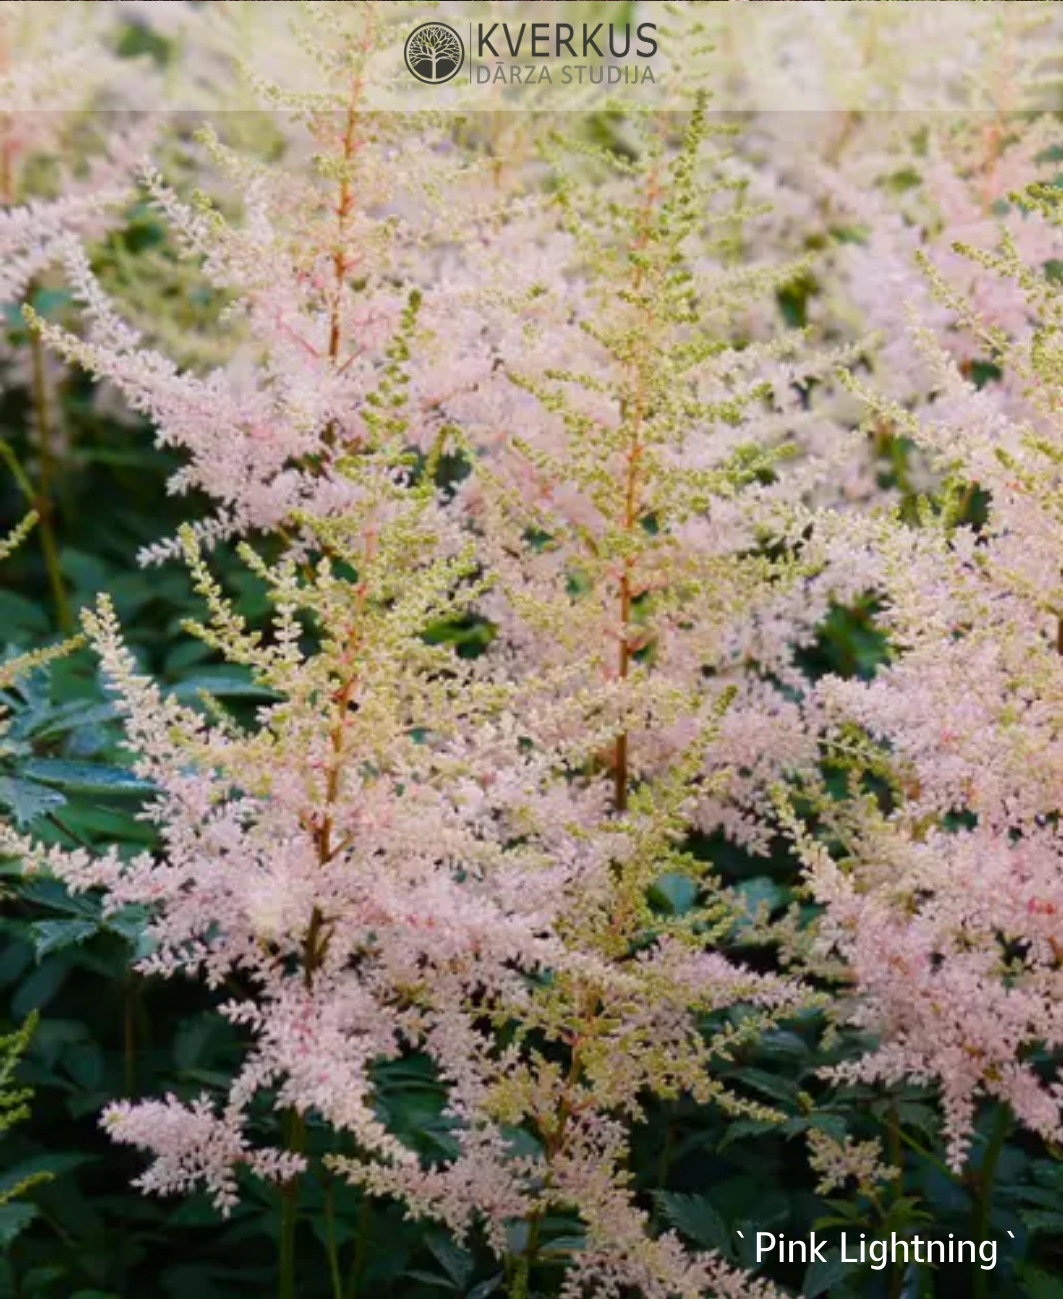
[792,189,1063,1167]
[103,1093,306,1213]
[692,3,1063,1171]
[0,4,160,304]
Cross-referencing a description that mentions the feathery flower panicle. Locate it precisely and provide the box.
[102,1094,306,1215]
[0,2,159,306]
[50,415,563,1192]
[330,96,825,1295]
[26,2,526,564]
[692,1,1063,513]
[791,175,1063,1170]
[471,97,835,846]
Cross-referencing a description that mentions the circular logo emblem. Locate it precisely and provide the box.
[404,21,465,85]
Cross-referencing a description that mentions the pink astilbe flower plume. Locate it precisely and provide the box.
[102,1094,306,1215]
[323,88,829,1295]
[0,4,161,306]
[787,172,1063,1171]
[25,4,524,564]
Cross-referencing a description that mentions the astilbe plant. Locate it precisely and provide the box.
[782,177,1063,1177]
[25,1,519,565]
[5,7,849,1298]
[335,100,843,1298]
[696,1,1063,511]
[690,16,1063,1176]
[0,1,163,636]
[31,3,1063,1296]
[0,1,153,303]
[11,0,535,1278]
[8,303,565,1290]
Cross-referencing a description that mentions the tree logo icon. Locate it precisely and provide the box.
[404,21,465,85]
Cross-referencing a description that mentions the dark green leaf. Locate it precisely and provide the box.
[656,1193,734,1259]
[803,1249,851,1299]
[21,760,156,799]
[0,776,66,828]
[0,1203,37,1249]
[30,919,99,961]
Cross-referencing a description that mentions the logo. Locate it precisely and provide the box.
[404,21,465,85]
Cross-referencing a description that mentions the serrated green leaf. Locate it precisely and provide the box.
[30,919,99,961]
[820,1199,865,1221]
[717,1117,782,1150]
[103,906,151,946]
[426,1236,473,1290]
[0,775,66,828]
[20,760,156,799]
[736,1068,800,1106]
[538,1235,584,1258]
[656,1193,734,1259]
[804,1250,851,1299]
[755,1030,811,1067]
[406,1274,461,1293]
[0,1203,37,1249]
[467,1279,503,1299]
[25,701,118,742]
[19,879,100,919]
